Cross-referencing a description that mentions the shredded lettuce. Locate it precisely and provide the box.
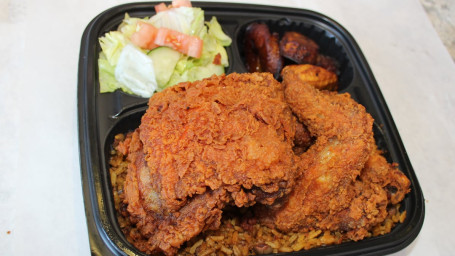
[97,4,232,98]
[118,13,144,39]
[206,17,232,47]
[166,62,224,87]
[114,44,157,98]
[99,31,128,66]
[190,8,205,36]
[163,16,231,87]
[99,53,125,93]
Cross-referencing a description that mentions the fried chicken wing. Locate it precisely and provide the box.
[361,147,411,205]
[258,65,410,241]
[258,64,375,232]
[313,146,410,240]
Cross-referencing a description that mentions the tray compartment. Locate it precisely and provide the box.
[78,2,425,256]
[236,18,354,90]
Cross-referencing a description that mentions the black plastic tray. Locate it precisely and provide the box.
[78,2,425,255]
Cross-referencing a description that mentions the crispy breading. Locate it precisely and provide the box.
[139,72,299,211]
[258,65,375,232]
[118,67,411,255]
[123,132,228,255]
[122,72,300,255]
[258,65,410,241]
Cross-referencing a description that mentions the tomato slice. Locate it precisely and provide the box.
[185,35,203,58]
[131,21,203,58]
[155,27,203,58]
[130,22,159,50]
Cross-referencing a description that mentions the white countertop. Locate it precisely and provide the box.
[1,0,454,255]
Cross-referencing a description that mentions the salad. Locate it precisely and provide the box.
[98,0,232,98]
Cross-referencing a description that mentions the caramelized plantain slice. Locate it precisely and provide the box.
[279,31,319,65]
[281,64,338,91]
[244,23,283,78]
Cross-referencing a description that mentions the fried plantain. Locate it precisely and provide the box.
[279,31,319,65]
[244,23,283,78]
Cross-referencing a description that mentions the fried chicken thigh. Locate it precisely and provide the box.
[140,72,299,210]
[121,73,300,255]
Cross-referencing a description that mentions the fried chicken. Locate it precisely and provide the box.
[117,66,411,255]
[121,72,300,255]
[122,131,228,254]
[257,65,410,240]
[257,64,375,231]
[336,146,411,240]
